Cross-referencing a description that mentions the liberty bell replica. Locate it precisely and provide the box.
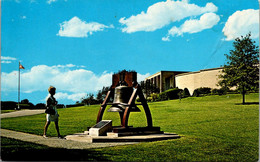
[108,72,141,118]
[96,70,154,128]
[95,70,165,137]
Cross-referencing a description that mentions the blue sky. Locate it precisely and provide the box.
[1,0,259,105]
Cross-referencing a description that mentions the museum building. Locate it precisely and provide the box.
[145,67,223,95]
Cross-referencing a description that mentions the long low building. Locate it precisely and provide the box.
[145,71,189,93]
[145,67,223,95]
[175,67,223,94]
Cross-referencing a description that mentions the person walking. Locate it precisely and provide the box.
[43,86,62,138]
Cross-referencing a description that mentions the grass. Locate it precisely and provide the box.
[1,93,259,161]
[1,137,108,161]
[1,110,17,114]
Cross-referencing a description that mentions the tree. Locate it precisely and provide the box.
[21,99,29,104]
[81,93,99,105]
[140,80,160,98]
[96,86,111,103]
[218,33,259,104]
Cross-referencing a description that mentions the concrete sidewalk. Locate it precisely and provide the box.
[1,109,45,118]
[1,129,136,149]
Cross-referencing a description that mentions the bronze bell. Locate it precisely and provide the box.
[108,85,141,112]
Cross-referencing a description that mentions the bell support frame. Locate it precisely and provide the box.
[96,88,114,123]
[121,84,153,127]
[96,84,153,128]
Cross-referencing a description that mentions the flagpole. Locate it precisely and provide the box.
[18,61,20,110]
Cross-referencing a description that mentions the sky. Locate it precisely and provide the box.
[1,0,259,105]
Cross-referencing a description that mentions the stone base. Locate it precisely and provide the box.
[65,131,180,143]
[111,126,164,137]
[66,126,180,143]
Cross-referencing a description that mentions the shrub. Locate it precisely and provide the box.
[1,101,17,110]
[146,97,152,102]
[211,88,227,95]
[158,88,182,101]
[28,103,35,109]
[66,103,84,108]
[192,89,199,97]
[193,87,211,97]
[178,90,184,99]
[18,104,31,109]
[150,93,159,102]
[199,87,211,94]
[57,104,65,108]
[166,88,182,99]
[227,89,239,94]
[158,92,167,101]
[211,89,219,95]
[35,103,46,109]
[183,88,191,97]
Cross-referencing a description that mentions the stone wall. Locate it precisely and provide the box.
[175,67,223,95]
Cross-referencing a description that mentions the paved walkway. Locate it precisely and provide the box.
[1,109,45,118]
[1,129,136,149]
[1,110,136,149]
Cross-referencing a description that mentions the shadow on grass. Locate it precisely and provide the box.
[1,137,110,161]
[235,102,259,105]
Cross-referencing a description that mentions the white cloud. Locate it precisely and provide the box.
[222,9,259,41]
[163,12,220,40]
[119,0,218,33]
[47,0,68,4]
[21,16,27,19]
[55,92,87,102]
[1,56,17,64]
[1,65,106,93]
[47,0,57,4]
[137,73,151,82]
[162,36,170,42]
[1,61,12,64]
[57,16,114,38]
[1,56,17,60]
[1,64,149,102]
[53,64,76,68]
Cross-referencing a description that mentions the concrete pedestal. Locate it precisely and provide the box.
[89,120,112,136]
[65,132,180,143]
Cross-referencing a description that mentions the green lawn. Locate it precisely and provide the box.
[1,110,17,114]
[1,93,259,161]
[1,137,108,161]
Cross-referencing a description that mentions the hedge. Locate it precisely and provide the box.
[1,101,17,110]
[192,87,211,97]
[158,88,182,101]
[183,88,191,97]
[66,103,84,108]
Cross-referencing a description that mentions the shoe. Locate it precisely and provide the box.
[58,135,63,139]
[43,135,47,138]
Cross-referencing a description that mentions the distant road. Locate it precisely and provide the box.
[1,109,45,118]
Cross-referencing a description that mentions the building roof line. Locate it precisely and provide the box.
[145,70,190,80]
[175,67,223,77]
[145,67,223,80]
